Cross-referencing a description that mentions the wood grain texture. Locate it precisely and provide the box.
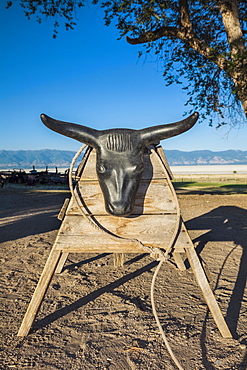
[186,247,232,338]
[57,198,70,221]
[155,146,174,180]
[53,215,190,253]
[54,148,190,253]
[55,252,69,274]
[17,250,61,336]
[67,180,176,216]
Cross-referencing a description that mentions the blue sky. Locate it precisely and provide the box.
[1,2,247,152]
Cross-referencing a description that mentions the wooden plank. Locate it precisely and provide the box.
[75,146,92,178]
[185,246,232,338]
[143,151,167,179]
[114,253,125,267]
[67,179,177,216]
[53,215,191,253]
[54,237,150,253]
[57,198,70,221]
[17,249,61,336]
[55,252,69,274]
[173,252,186,271]
[78,150,97,180]
[53,240,186,254]
[57,214,179,241]
[156,146,174,180]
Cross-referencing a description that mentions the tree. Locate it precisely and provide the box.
[6,0,247,126]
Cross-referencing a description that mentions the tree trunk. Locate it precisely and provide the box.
[240,99,247,119]
[219,0,247,119]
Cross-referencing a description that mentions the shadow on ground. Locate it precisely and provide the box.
[186,205,247,370]
[0,188,69,242]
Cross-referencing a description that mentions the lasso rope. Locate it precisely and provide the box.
[69,145,184,370]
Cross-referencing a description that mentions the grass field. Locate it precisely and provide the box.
[173,180,247,194]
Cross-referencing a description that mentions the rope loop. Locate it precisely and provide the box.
[150,248,170,262]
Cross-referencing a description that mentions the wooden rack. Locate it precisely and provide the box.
[17,146,231,338]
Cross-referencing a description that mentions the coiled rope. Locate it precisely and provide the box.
[69,145,184,370]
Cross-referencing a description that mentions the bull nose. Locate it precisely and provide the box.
[107,201,132,217]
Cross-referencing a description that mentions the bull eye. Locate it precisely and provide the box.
[97,164,106,174]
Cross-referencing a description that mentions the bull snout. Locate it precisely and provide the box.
[107,201,132,217]
[97,161,143,217]
[99,168,138,217]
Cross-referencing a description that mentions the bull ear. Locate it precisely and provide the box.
[41,114,99,148]
[139,112,199,146]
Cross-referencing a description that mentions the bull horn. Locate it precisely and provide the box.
[41,114,99,148]
[139,112,199,146]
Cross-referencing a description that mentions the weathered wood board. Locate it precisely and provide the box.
[54,214,191,253]
[67,180,177,215]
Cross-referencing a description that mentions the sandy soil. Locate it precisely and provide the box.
[0,183,247,370]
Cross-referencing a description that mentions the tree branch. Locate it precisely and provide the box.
[126,26,179,44]
[179,0,193,32]
[126,0,227,71]
[127,26,226,70]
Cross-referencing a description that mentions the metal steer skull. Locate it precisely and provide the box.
[41,112,198,217]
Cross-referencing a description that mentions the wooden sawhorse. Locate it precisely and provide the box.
[17,147,232,338]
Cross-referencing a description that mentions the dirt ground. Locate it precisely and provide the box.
[0,183,247,370]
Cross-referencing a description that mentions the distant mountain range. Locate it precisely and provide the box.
[0,150,75,169]
[0,149,247,169]
[165,149,247,165]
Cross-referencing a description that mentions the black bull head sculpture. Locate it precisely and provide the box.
[41,112,198,217]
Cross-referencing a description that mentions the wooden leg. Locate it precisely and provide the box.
[114,253,125,267]
[55,252,69,274]
[173,251,186,271]
[17,250,61,337]
[185,247,232,338]
[57,198,70,221]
